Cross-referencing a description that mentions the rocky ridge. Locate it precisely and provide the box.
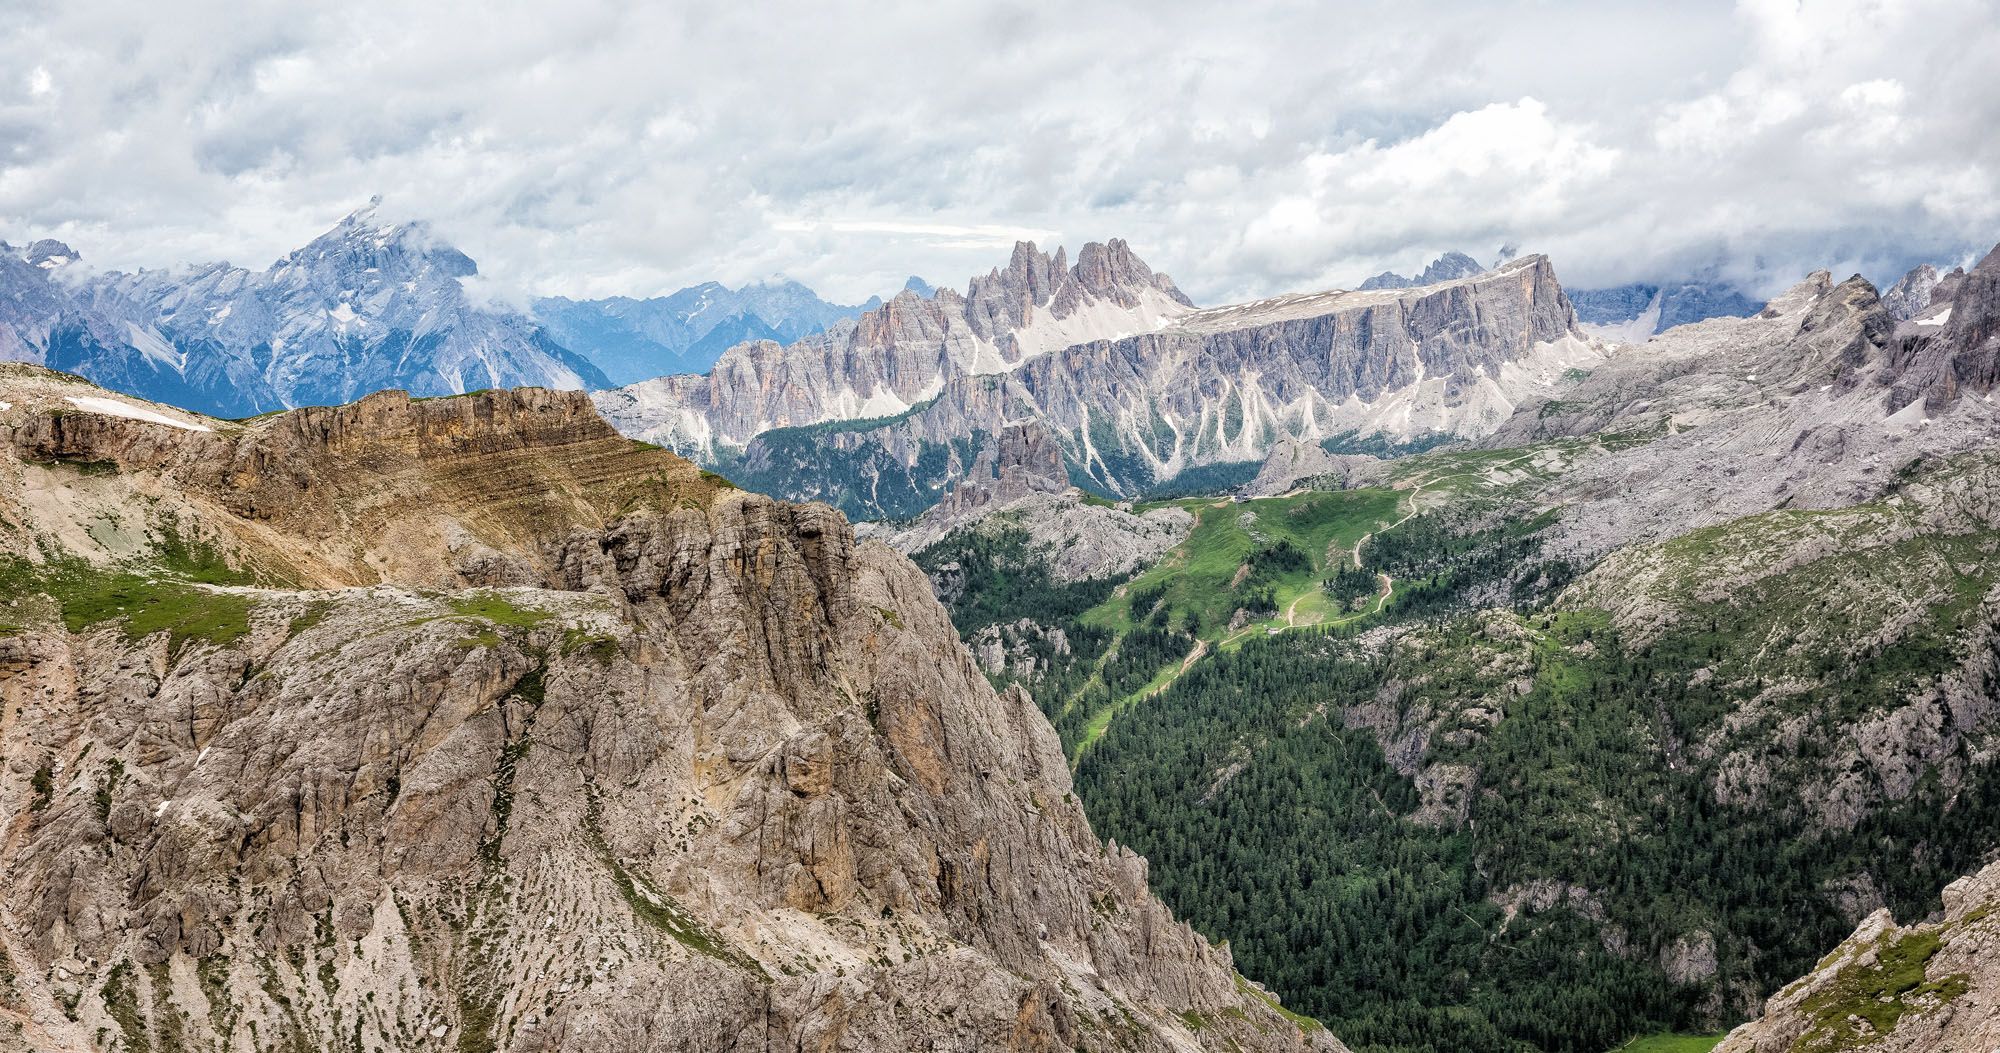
[725,254,1603,517]
[1486,242,2000,556]
[1716,859,2000,1053]
[591,239,1196,455]
[0,364,1338,1053]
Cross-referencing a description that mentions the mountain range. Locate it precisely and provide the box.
[598,246,1788,522]
[0,205,890,417]
[533,278,895,385]
[1362,251,1768,340]
[600,246,1599,518]
[4,206,2000,1053]
[3,205,610,418]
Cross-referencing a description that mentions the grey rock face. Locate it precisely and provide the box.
[731,254,1596,514]
[1484,260,2000,556]
[916,422,1071,530]
[0,366,1340,1053]
[882,422,1196,583]
[1881,263,1942,322]
[1357,251,1485,291]
[1570,279,1764,340]
[1884,243,2000,411]
[1244,438,1382,497]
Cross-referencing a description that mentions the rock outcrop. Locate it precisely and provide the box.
[1883,243,2000,412]
[919,421,1072,528]
[1243,438,1381,498]
[1882,263,1943,323]
[1716,859,2000,1053]
[0,364,1340,1053]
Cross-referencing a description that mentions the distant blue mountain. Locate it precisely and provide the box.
[533,280,883,384]
[1569,280,1764,338]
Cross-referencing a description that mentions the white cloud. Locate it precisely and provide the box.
[0,0,1995,305]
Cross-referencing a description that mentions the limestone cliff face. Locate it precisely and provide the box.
[0,365,1340,1053]
[916,422,1071,530]
[734,254,1600,507]
[1884,242,2000,411]
[1242,439,1380,498]
[1716,860,2000,1053]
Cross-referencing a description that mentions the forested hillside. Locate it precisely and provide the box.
[909,438,2000,1053]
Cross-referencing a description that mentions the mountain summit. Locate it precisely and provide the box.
[1,205,609,417]
[1357,250,1485,290]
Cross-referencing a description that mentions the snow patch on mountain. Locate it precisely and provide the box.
[65,394,212,431]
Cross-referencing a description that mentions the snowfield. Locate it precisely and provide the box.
[65,395,214,432]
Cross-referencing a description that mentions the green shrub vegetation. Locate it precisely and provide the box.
[0,552,256,654]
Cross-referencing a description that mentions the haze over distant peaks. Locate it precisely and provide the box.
[532,278,882,384]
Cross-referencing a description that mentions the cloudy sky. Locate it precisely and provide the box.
[3,0,1997,305]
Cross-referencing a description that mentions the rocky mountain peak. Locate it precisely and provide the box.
[23,238,78,270]
[1358,250,1487,290]
[1075,237,1148,291]
[1882,262,1942,322]
[1418,250,1484,284]
[0,367,1341,1053]
[1880,241,2000,411]
[281,202,478,282]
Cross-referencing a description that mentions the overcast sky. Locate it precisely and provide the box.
[3,0,1997,306]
